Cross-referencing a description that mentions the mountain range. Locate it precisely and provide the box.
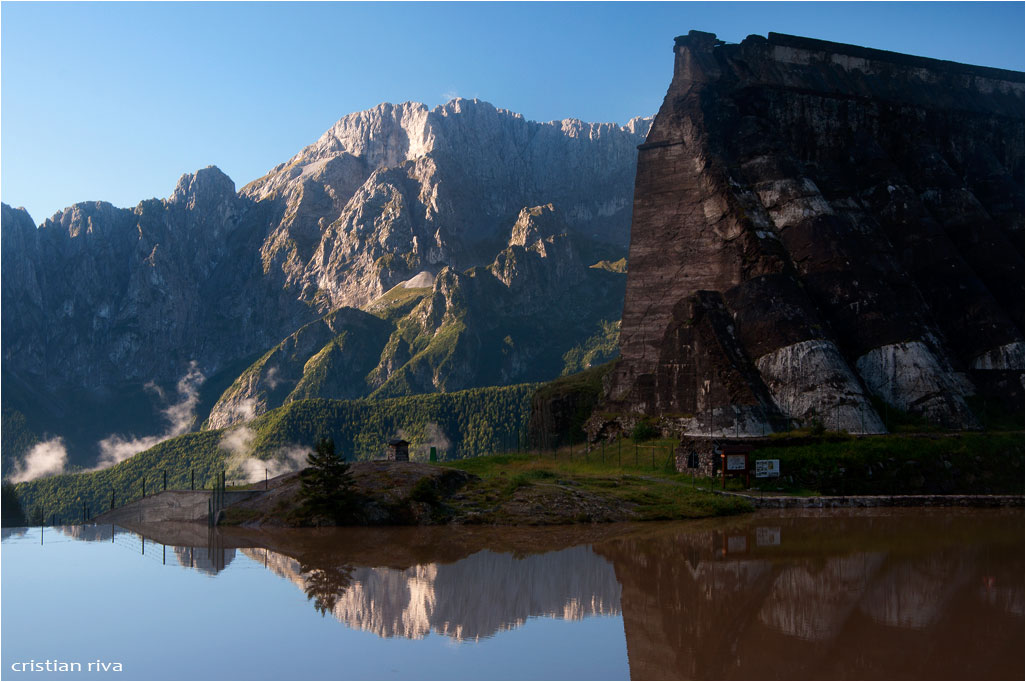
[1,99,650,471]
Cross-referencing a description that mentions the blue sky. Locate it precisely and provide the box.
[3,1,1023,224]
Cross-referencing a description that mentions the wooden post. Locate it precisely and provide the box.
[191,469,195,491]
[163,469,167,491]
[142,479,145,498]
[265,469,268,490]
[111,489,115,510]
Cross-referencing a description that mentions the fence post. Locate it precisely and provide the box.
[163,469,167,491]
[191,469,195,491]
[142,479,145,498]
[111,489,115,510]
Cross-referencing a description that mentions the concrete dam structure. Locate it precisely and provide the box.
[608,31,1024,435]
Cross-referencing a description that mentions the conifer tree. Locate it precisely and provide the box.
[297,438,355,525]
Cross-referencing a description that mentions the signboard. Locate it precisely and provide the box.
[726,454,747,471]
[755,459,780,478]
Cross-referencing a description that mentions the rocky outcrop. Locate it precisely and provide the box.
[609,32,1024,434]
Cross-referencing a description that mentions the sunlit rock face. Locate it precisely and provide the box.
[243,545,621,641]
[609,31,1024,434]
[244,100,651,310]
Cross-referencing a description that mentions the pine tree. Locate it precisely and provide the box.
[1,483,27,527]
[297,438,355,525]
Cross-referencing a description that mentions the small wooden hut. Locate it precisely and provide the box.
[386,438,410,462]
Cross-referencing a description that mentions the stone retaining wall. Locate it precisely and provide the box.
[721,492,1024,509]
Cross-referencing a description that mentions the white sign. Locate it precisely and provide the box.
[755,459,780,478]
[726,454,746,471]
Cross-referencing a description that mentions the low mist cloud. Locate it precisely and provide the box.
[264,366,282,390]
[8,438,68,483]
[406,422,451,460]
[224,397,260,425]
[223,431,311,484]
[92,362,206,470]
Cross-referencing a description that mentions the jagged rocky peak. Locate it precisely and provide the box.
[509,203,565,247]
[608,31,1024,436]
[1,203,37,238]
[169,165,236,207]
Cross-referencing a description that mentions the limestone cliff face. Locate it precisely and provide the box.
[243,99,650,310]
[1,168,311,399]
[609,31,1024,434]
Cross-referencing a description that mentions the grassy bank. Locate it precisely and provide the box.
[440,449,752,522]
[745,431,1024,495]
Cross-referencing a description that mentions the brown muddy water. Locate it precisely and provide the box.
[2,508,1022,680]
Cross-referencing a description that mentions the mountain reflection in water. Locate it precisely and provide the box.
[61,509,1024,680]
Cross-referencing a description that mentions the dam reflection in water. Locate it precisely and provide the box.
[18,509,1026,680]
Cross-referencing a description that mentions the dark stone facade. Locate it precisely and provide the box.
[609,31,1024,436]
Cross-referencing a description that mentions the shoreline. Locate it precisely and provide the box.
[718,491,1024,509]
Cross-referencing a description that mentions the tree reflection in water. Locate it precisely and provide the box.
[300,561,355,616]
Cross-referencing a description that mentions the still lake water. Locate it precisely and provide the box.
[2,509,1022,680]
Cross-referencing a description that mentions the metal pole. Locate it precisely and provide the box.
[163,469,167,491]
[111,489,115,510]
[191,469,195,491]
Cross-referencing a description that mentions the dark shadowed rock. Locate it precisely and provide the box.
[609,31,1024,435]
